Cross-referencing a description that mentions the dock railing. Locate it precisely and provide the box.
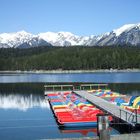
[44,83,108,91]
[80,84,108,90]
[44,84,74,91]
[120,109,139,125]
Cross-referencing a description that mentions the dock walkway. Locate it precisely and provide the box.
[75,90,140,126]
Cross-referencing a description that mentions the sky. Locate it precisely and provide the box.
[0,0,140,36]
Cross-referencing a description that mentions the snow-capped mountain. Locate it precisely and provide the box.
[38,31,96,46]
[93,23,140,46]
[0,23,140,48]
[0,30,51,48]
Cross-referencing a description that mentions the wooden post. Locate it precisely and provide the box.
[120,109,121,119]
[97,113,110,140]
[135,109,137,123]
[61,85,63,91]
[90,85,92,90]
[73,85,75,91]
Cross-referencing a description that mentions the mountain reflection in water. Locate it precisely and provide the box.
[0,94,49,111]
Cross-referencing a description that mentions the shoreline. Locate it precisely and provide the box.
[0,69,140,74]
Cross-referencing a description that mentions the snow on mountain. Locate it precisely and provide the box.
[0,30,34,47]
[97,23,140,46]
[0,30,51,48]
[38,31,84,46]
[113,24,135,36]
[0,23,140,48]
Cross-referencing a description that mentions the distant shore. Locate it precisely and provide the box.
[0,69,140,74]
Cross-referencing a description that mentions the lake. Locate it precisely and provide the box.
[0,72,140,140]
[0,72,140,83]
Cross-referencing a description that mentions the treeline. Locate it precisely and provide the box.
[0,46,140,70]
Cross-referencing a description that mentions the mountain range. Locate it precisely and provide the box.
[0,23,140,48]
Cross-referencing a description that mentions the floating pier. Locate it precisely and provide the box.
[75,90,140,127]
[45,90,112,127]
[44,84,140,139]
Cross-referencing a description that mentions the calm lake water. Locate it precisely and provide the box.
[0,72,140,83]
[0,72,140,140]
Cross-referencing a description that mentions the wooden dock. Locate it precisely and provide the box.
[75,90,140,126]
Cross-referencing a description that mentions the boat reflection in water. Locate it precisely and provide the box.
[59,126,120,137]
[0,93,50,111]
[59,127,97,136]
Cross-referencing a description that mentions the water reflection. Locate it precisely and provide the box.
[0,94,49,111]
[59,127,97,136]
[0,84,126,139]
[59,127,120,136]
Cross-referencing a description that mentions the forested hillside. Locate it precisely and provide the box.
[0,46,140,70]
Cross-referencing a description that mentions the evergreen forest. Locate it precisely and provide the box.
[0,46,140,71]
